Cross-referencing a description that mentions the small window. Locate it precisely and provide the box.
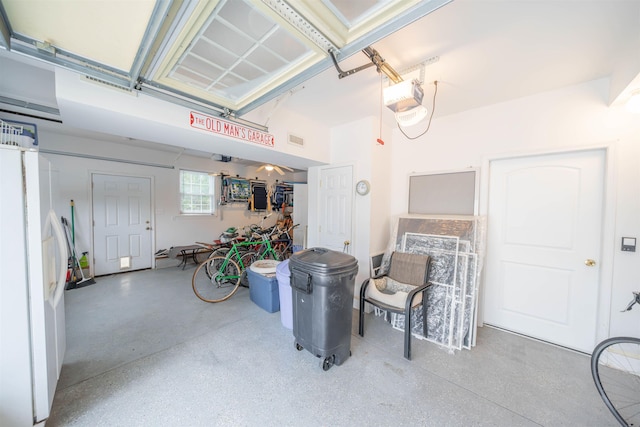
[180,170,216,214]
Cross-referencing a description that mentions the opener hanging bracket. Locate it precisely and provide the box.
[329,47,403,83]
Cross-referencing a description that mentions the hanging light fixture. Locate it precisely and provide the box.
[626,89,640,113]
[395,106,429,126]
[383,79,424,112]
[256,164,293,175]
[383,79,430,127]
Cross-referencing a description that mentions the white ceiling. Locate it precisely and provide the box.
[1,0,639,167]
[276,0,640,128]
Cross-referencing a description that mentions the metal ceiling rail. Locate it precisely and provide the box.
[140,0,201,82]
[261,0,338,52]
[0,96,60,117]
[0,1,9,49]
[0,1,172,93]
[329,46,403,83]
[7,35,134,90]
[137,82,270,133]
[127,0,174,90]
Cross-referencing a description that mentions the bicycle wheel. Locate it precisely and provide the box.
[211,247,230,258]
[205,247,233,277]
[194,249,212,264]
[272,241,291,260]
[192,256,241,303]
[239,250,256,271]
[591,337,640,426]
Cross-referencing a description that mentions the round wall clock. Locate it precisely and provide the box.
[356,179,370,195]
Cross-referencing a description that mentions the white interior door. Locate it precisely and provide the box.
[483,149,605,352]
[93,174,152,276]
[292,184,308,247]
[318,165,353,253]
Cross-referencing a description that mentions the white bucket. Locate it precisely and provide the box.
[250,259,280,274]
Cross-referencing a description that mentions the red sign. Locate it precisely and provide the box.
[189,111,274,147]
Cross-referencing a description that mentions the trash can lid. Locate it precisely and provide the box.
[289,247,358,275]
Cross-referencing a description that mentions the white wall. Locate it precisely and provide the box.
[370,120,393,254]
[330,117,374,284]
[27,127,304,274]
[243,100,331,167]
[388,77,640,340]
[55,68,331,169]
[306,116,393,296]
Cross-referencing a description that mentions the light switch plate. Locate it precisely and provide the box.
[621,237,636,252]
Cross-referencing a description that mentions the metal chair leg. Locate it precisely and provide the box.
[404,308,412,360]
[422,290,428,339]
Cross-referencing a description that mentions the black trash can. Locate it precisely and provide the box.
[289,247,358,371]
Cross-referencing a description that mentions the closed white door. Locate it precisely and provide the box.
[484,149,605,352]
[93,174,152,276]
[318,165,353,253]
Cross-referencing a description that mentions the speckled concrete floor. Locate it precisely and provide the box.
[48,267,616,426]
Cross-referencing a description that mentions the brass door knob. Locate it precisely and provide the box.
[585,259,596,267]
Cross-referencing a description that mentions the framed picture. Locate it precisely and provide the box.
[0,118,38,147]
[226,177,250,201]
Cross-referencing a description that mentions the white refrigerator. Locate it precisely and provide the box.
[0,141,68,425]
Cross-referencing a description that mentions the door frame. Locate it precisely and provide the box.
[318,162,355,252]
[478,143,616,345]
[89,171,156,274]
[307,162,356,250]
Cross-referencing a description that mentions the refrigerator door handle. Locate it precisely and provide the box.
[45,210,68,306]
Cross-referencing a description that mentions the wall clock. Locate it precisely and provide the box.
[356,179,370,195]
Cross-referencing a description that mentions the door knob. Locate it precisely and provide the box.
[146,227,152,230]
[585,259,596,267]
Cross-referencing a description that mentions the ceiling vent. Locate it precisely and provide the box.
[288,133,304,147]
[82,75,136,96]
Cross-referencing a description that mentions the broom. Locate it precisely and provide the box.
[67,200,96,287]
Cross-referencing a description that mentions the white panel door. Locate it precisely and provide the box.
[484,149,605,352]
[319,166,353,253]
[93,174,152,276]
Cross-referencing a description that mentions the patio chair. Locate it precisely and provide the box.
[358,251,432,360]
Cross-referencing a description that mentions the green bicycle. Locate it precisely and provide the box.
[192,232,280,303]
